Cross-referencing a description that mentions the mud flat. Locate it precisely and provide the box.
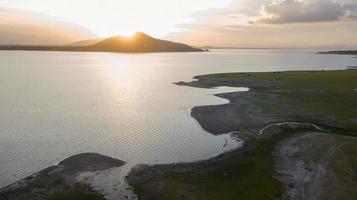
[176,70,357,134]
[274,132,357,200]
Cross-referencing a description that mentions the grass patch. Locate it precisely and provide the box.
[129,132,297,200]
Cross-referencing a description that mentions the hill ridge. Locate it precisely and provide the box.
[0,32,203,53]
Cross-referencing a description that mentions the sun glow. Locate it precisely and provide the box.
[120,31,137,38]
[1,0,231,38]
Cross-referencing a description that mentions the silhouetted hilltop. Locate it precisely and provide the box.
[87,32,202,52]
[0,32,203,53]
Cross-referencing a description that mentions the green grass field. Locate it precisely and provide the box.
[179,70,357,134]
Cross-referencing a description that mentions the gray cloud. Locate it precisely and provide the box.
[167,0,357,48]
[255,0,357,24]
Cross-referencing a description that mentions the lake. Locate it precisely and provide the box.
[0,49,356,188]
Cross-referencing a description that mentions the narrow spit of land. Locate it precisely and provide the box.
[0,153,126,200]
[128,70,357,200]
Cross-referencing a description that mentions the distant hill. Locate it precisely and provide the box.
[319,50,357,55]
[86,32,202,52]
[0,32,203,53]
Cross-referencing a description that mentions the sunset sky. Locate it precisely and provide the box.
[1,0,357,48]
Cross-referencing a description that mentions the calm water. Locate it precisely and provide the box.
[0,49,356,187]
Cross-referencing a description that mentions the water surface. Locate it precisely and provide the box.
[0,49,356,187]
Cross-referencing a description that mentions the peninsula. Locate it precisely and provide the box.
[128,70,357,200]
[0,32,203,53]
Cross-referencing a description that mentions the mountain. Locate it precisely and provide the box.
[67,38,103,46]
[85,32,202,52]
[0,32,203,53]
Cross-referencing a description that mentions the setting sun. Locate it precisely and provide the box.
[120,31,137,38]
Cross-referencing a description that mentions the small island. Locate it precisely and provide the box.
[0,32,203,53]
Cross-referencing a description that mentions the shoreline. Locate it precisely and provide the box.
[0,153,125,200]
[175,70,357,135]
[1,69,356,199]
[0,132,243,199]
[127,70,357,200]
[0,126,345,200]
